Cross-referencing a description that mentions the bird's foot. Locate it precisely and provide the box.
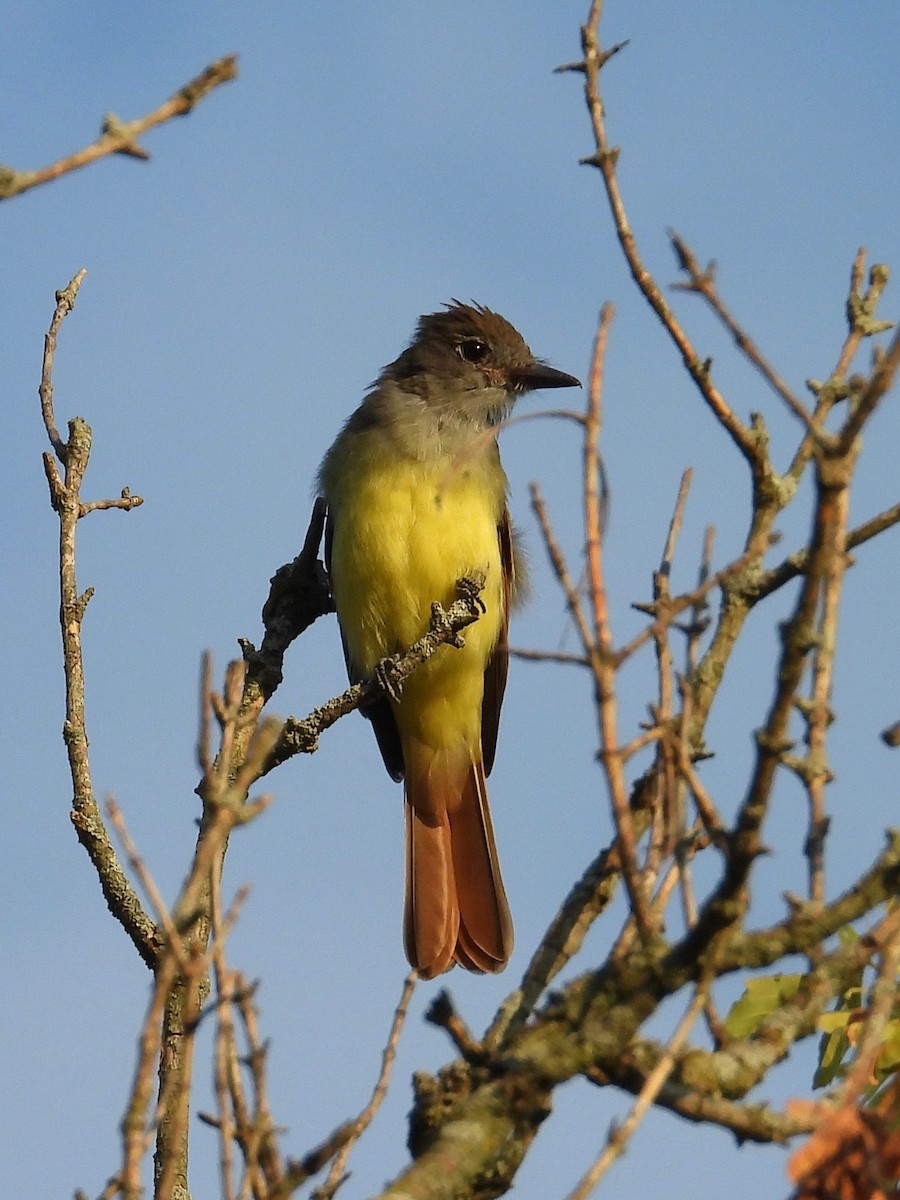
[455,572,487,613]
[374,654,405,703]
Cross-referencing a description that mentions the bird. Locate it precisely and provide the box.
[317,302,580,978]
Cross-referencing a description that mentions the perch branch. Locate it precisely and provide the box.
[263,578,488,774]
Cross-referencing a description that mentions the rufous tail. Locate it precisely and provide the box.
[403,754,512,979]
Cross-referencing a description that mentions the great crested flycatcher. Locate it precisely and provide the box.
[318,302,580,979]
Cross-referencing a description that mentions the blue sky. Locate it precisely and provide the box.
[4,4,900,1198]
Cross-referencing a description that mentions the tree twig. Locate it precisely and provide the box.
[313,973,417,1200]
[565,2,762,470]
[263,578,489,773]
[566,983,708,1197]
[38,273,157,969]
[577,306,652,939]
[668,229,813,429]
[0,56,237,201]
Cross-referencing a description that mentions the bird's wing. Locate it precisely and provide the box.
[324,506,406,782]
[481,505,513,776]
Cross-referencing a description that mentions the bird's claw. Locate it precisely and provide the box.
[374,654,404,704]
[456,573,487,613]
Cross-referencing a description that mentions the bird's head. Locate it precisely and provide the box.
[379,301,580,426]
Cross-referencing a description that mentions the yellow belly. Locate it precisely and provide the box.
[328,453,505,753]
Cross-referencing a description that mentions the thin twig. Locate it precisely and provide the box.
[752,498,900,604]
[1,56,237,201]
[39,273,158,969]
[565,984,708,1198]
[39,271,87,458]
[584,304,614,649]
[660,469,693,577]
[119,953,182,1199]
[833,251,892,381]
[106,800,189,973]
[833,248,870,380]
[836,322,900,452]
[235,976,286,1196]
[79,490,144,516]
[313,972,417,1199]
[616,545,753,669]
[650,470,693,854]
[684,526,715,678]
[676,740,725,840]
[580,305,651,937]
[833,908,900,1106]
[570,2,761,468]
[801,504,846,912]
[207,879,258,1199]
[529,482,595,652]
[509,646,590,668]
[787,252,894,485]
[615,726,665,763]
[211,967,239,1200]
[668,229,813,430]
[198,651,215,776]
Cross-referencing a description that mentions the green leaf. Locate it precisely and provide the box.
[875,1018,900,1077]
[813,985,863,1088]
[836,925,860,948]
[817,1011,852,1034]
[814,1024,850,1088]
[723,974,803,1039]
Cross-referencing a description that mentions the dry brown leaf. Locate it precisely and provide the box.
[787,1098,900,1200]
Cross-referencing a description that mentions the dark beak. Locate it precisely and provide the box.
[510,361,582,392]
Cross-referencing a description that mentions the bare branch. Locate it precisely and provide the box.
[668,229,813,430]
[106,801,189,974]
[566,984,708,1197]
[752,498,900,603]
[833,907,900,1107]
[509,646,590,668]
[38,274,158,969]
[566,4,763,470]
[314,972,417,1199]
[264,576,489,773]
[836,321,900,452]
[39,270,86,459]
[0,56,237,201]
[529,481,595,651]
[787,252,894,484]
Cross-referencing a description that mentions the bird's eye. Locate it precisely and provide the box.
[458,337,489,364]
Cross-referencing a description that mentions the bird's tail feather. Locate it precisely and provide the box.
[403,750,512,979]
[449,760,512,973]
[404,801,457,979]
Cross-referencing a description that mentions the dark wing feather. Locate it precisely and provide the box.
[324,507,406,782]
[363,694,405,783]
[481,506,513,776]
